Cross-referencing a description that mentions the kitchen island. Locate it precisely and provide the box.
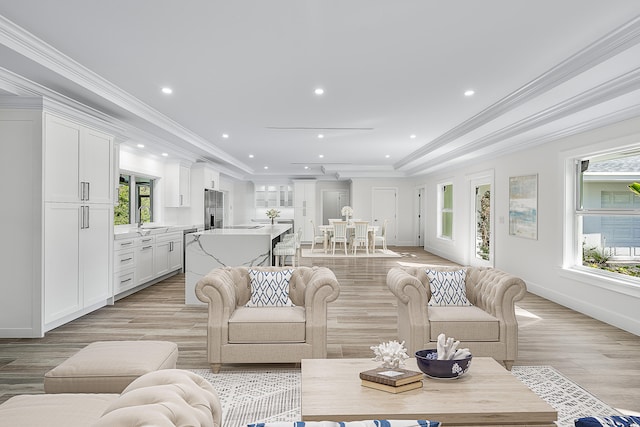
[184,224,292,305]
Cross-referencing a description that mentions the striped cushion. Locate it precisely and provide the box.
[426,269,472,306]
[248,421,440,427]
[247,269,294,307]
[574,416,640,426]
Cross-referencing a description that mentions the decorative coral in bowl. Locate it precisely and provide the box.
[415,349,472,379]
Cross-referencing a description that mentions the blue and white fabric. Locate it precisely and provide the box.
[247,269,294,307]
[248,420,440,427]
[574,416,640,427]
[426,269,472,306]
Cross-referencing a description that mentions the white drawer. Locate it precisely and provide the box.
[114,249,136,272]
[137,235,155,246]
[114,270,135,294]
[114,238,137,251]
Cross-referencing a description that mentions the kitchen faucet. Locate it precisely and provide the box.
[138,205,150,227]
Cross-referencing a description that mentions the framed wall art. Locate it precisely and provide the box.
[509,174,538,240]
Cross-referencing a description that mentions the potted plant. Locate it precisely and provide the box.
[266,208,280,225]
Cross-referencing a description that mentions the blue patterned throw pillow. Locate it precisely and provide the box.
[574,416,640,427]
[247,420,441,427]
[426,269,472,306]
[247,269,294,307]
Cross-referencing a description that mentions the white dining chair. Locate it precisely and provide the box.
[373,219,388,251]
[352,221,369,255]
[310,220,325,252]
[331,221,348,255]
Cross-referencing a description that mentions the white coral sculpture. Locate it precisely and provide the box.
[371,340,409,369]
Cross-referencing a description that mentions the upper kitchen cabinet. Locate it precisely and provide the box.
[255,184,293,208]
[44,113,114,204]
[165,161,191,207]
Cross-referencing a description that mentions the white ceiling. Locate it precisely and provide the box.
[1,1,640,180]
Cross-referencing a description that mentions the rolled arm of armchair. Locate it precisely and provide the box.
[470,269,527,323]
[303,267,340,358]
[195,268,238,311]
[387,267,430,353]
[304,266,340,307]
[387,267,428,306]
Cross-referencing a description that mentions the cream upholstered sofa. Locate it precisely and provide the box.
[0,369,222,427]
[387,265,526,370]
[195,266,340,373]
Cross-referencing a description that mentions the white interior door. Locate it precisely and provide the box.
[322,190,349,225]
[372,188,397,246]
[469,175,494,267]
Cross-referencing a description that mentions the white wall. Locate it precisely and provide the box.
[350,177,420,246]
[422,116,640,336]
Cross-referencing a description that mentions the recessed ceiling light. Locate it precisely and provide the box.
[319,154,324,158]
[137,144,145,148]
[264,166,269,170]
[385,154,391,158]
[410,134,417,139]
[314,88,324,95]
[249,154,254,158]
[318,134,324,139]
[464,89,475,97]
[304,166,309,170]
[161,152,168,157]
[161,87,173,94]
[222,133,229,139]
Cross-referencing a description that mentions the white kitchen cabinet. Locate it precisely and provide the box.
[114,237,137,295]
[44,203,81,324]
[293,180,316,242]
[255,184,293,208]
[0,104,115,338]
[44,114,113,204]
[154,232,183,277]
[43,203,112,325]
[165,161,191,207]
[136,236,155,285]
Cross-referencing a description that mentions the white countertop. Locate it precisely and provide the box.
[114,224,199,240]
[191,224,291,238]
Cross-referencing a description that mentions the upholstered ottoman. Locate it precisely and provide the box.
[44,340,179,393]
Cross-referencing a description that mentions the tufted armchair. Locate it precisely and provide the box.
[195,266,340,373]
[387,265,526,370]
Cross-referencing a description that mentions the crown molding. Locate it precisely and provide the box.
[0,15,252,175]
[395,14,640,170]
[409,102,640,177]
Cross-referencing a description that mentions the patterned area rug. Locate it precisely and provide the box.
[192,366,620,427]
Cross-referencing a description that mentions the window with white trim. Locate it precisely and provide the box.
[438,183,453,239]
[575,151,640,279]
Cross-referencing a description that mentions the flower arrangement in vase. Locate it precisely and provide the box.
[341,205,353,223]
[266,208,280,225]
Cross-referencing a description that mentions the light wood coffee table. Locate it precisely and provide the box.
[301,358,557,426]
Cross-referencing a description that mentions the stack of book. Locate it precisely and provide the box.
[359,367,424,393]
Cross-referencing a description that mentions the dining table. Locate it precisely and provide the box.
[318,224,380,254]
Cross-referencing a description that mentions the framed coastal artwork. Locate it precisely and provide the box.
[509,174,538,240]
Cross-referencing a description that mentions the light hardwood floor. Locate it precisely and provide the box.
[1,246,639,413]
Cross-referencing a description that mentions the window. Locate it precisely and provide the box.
[114,173,155,225]
[439,183,453,239]
[574,151,640,279]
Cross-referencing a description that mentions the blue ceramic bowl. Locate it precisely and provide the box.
[415,349,472,379]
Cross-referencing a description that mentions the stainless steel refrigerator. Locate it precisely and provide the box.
[204,189,224,230]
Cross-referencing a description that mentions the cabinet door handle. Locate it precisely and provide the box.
[142,245,153,250]
[120,278,132,284]
[86,182,90,201]
[179,194,183,206]
[120,241,133,246]
[141,238,152,243]
[85,205,90,229]
[121,257,132,262]
[169,241,173,251]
